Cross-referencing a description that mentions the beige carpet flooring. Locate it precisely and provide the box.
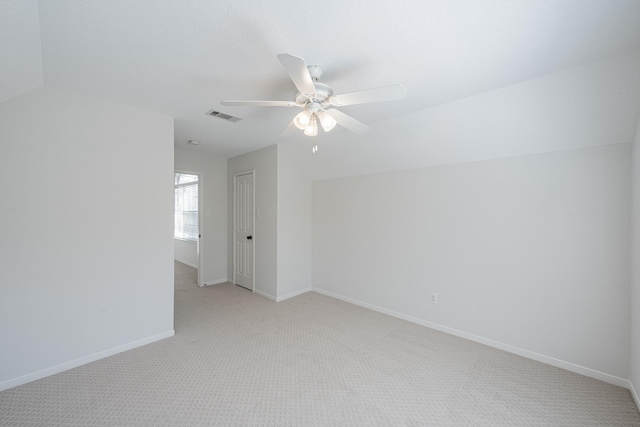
[1,261,639,426]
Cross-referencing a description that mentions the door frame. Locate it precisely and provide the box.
[232,169,256,292]
[175,169,204,287]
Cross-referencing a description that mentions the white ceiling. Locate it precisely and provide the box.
[6,0,640,179]
[0,0,43,103]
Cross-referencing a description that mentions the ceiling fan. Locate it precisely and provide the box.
[221,53,407,152]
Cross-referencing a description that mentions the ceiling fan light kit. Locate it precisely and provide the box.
[303,115,318,137]
[293,110,311,130]
[221,53,407,153]
[317,110,337,132]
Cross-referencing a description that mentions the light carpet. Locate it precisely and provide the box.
[1,261,639,426]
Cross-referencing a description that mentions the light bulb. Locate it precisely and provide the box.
[304,115,318,136]
[293,110,311,130]
[317,111,337,132]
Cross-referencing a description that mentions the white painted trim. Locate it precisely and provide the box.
[277,288,311,302]
[254,289,276,301]
[202,278,228,287]
[630,381,640,413]
[311,287,631,389]
[0,330,175,392]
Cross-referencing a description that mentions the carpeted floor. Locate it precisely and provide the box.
[1,261,639,426]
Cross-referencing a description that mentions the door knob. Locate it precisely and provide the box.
[247,235,253,240]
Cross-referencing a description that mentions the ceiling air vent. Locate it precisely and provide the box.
[206,110,242,123]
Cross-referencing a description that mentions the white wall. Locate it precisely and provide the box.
[228,146,278,298]
[0,0,43,103]
[175,149,228,284]
[631,114,640,406]
[0,87,174,390]
[174,239,198,268]
[276,144,312,300]
[313,144,631,381]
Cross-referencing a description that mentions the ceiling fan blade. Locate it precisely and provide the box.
[277,53,317,96]
[330,84,407,106]
[221,100,297,107]
[326,109,369,134]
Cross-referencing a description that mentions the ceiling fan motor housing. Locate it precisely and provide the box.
[295,82,333,107]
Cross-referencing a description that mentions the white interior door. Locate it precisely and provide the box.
[234,172,254,291]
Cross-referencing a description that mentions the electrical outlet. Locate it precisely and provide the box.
[430,292,438,304]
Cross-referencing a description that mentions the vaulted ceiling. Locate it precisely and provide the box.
[4,1,640,179]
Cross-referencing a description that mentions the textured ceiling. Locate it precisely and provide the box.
[9,1,640,178]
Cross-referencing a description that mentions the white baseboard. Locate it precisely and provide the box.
[202,278,228,287]
[311,287,630,389]
[0,330,175,392]
[255,288,311,302]
[631,381,640,413]
[255,289,277,301]
[276,287,311,302]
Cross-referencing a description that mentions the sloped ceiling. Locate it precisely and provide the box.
[4,1,640,179]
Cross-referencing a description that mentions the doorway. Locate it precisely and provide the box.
[174,170,203,287]
[233,170,255,291]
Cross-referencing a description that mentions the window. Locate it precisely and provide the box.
[175,173,199,241]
